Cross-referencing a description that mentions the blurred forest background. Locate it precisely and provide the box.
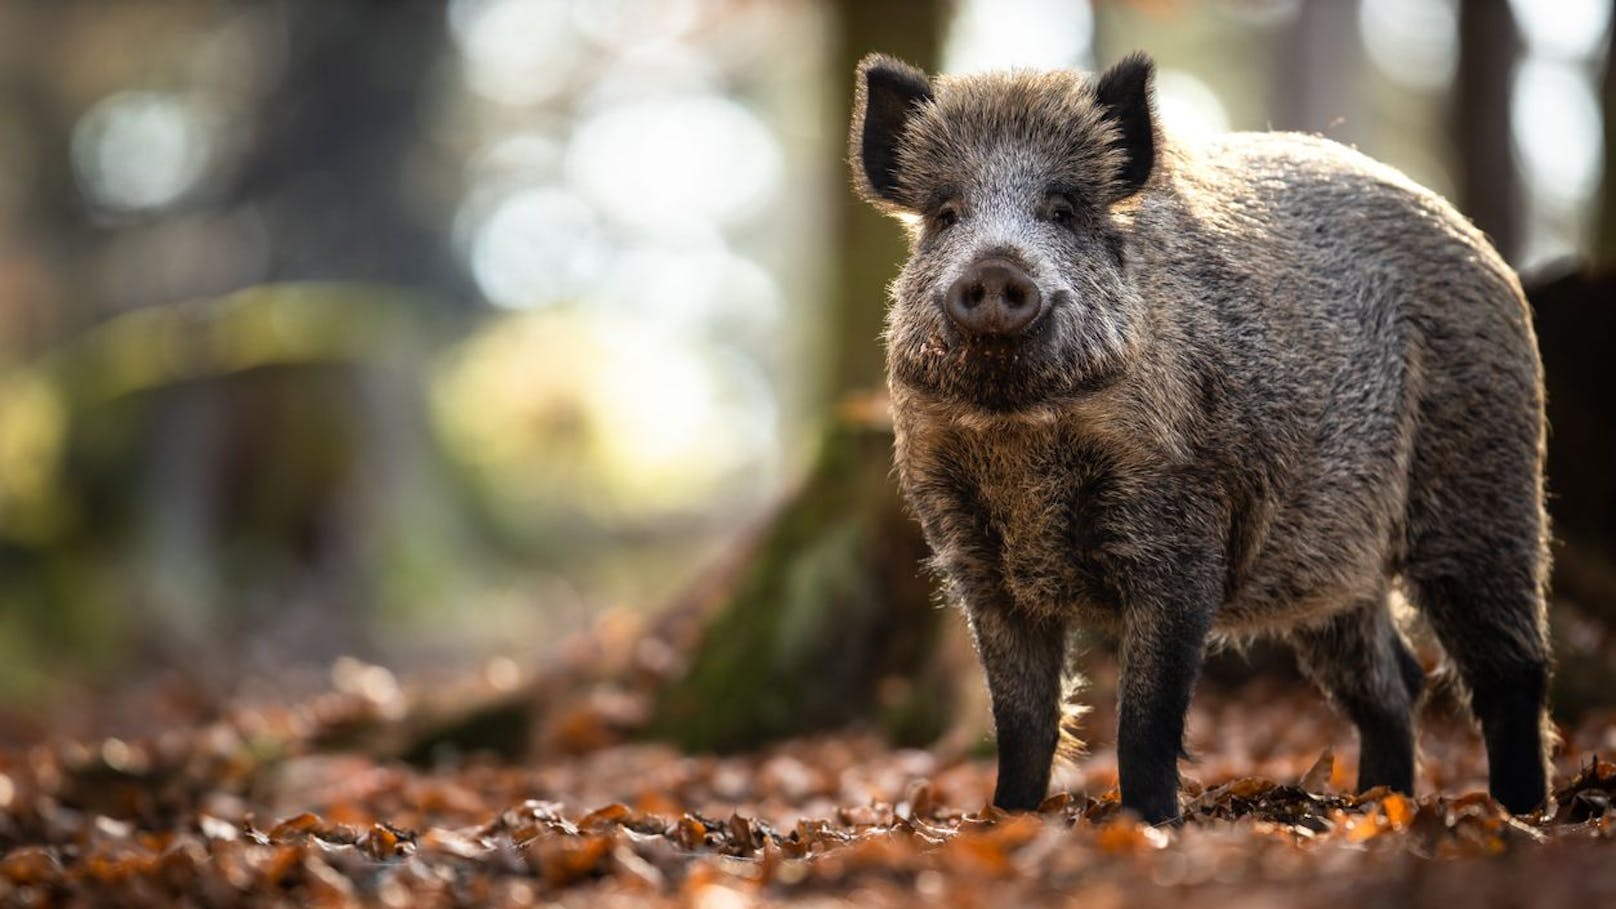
[0,0,1613,734]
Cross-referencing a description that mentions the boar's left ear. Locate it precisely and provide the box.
[851,53,933,209]
[1094,52,1158,198]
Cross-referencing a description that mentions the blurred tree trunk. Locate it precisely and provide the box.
[1528,267,1616,721]
[823,4,938,398]
[650,1,950,752]
[1271,0,1364,142]
[1598,0,1616,267]
[229,1,466,298]
[1530,3,1616,720]
[0,4,91,347]
[1451,0,1523,264]
[133,1,460,663]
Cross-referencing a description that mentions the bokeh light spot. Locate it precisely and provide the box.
[599,244,783,342]
[1508,0,1612,59]
[1154,70,1230,137]
[944,0,1093,73]
[566,95,782,234]
[449,0,581,106]
[1360,0,1457,91]
[467,186,608,309]
[71,91,215,212]
[1511,58,1603,205]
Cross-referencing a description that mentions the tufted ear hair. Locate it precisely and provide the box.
[1094,52,1158,199]
[850,53,933,209]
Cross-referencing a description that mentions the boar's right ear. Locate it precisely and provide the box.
[1094,52,1158,199]
[851,54,933,209]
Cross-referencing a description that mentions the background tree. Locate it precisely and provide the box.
[129,0,465,661]
[1521,0,1616,720]
[1599,0,1616,266]
[1451,0,1523,263]
[650,0,949,752]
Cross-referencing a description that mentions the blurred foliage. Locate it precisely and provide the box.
[0,284,456,695]
[0,0,822,704]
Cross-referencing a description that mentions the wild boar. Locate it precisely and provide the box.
[849,52,1552,823]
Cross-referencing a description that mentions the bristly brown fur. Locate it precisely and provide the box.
[850,52,1554,824]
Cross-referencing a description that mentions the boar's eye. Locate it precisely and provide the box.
[1043,195,1077,230]
[933,202,961,231]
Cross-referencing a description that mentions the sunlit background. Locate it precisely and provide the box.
[0,0,1609,708]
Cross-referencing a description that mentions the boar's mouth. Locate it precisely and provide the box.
[890,316,1124,413]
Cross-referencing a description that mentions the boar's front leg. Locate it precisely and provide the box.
[968,605,1067,812]
[1115,559,1217,825]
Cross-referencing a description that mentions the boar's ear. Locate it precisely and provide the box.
[851,53,933,208]
[1094,52,1158,198]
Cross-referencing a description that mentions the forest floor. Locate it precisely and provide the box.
[2,611,1614,908]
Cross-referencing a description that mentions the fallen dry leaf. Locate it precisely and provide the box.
[2,620,1614,908]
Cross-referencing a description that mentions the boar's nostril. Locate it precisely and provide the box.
[944,258,1044,337]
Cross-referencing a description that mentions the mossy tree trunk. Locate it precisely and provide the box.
[649,411,944,750]
[649,2,950,751]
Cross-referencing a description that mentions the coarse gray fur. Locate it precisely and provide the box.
[849,52,1553,824]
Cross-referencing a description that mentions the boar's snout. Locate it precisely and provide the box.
[943,258,1044,337]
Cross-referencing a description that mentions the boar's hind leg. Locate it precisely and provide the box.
[1404,418,1552,815]
[1405,565,1550,815]
[969,606,1067,812]
[1291,596,1422,795]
